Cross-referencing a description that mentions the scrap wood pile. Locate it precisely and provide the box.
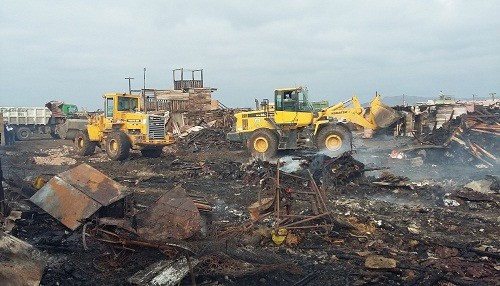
[177,127,244,152]
[182,109,235,129]
[420,107,499,166]
[241,152,368,191]
[449,108,499,166]
[319,152,366,188]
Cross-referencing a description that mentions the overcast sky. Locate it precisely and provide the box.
[1,1,499,110]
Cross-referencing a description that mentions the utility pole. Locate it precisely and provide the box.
[142,68,146,112]
[402,94,406,107]
[490,92,496,100]
[125,77,134,94]
[472,94,476,104]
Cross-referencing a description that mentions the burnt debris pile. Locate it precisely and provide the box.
[178,127,244,153]
[395,106,499,167]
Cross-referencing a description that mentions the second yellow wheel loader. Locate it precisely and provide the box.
[227,86,400,159]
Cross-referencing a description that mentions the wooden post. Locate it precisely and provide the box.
[0,157,5,217]
[0,113,4,146]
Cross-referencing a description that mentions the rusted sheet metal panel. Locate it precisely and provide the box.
[30,176,101,230]
[0,231,48,286]
[29,163,129,230]
[136,186,202,241]
[57,163,128,206]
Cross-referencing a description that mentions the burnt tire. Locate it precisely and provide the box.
[315,125,352,155]
[16,127,32,141]
[247,129,278,160]
[141,147,163,158]
[106,131,130,161]
[74,130,96,156]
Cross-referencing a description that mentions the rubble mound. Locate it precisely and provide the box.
[178,127,244,152]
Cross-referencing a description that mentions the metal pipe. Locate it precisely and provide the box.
[275,160,280,227]
[280,212,330,228]
[284,224,333,230]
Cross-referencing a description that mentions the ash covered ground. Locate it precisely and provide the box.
[1,132,499,286]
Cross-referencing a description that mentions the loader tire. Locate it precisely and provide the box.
[316,125,352,155]
[16,127,32,141]
[141,147,163,158]
[106,131,130,161]
[248,129,278,160]
[74,130,96,156]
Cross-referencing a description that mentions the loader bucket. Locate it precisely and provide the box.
[369,95,402,128]
[56,118,88,140]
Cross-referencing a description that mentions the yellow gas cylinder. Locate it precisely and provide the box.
[33,176,47,190]
[271,228,288,245]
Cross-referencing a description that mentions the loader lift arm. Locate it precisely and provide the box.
[315,93,399,130]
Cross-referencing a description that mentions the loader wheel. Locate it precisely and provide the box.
[248,129,278,160]
[74,130,96,156]
[106,131,130,161]
[316,125,352,155]
[141,148,163,158]
[16,127,32,141]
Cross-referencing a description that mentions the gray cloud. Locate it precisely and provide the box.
[1,0,499,110]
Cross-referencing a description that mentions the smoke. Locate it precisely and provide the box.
[353,143,496,186]
[277,155,304,173]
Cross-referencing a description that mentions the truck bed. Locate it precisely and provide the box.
[0,107,52,125]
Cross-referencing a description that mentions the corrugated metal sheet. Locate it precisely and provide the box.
[30,163,129,230]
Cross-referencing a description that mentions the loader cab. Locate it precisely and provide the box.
[274,87,314,127]
[275,87,313,112]
[103,94,141,130]
[105,97,114,118]
[117,96,139,112]
[104,94,140,118]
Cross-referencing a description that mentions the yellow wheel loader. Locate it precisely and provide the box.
[227,87,400,159]
[74,93,174,161]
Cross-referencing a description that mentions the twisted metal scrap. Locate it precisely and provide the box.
[195,252,301,277]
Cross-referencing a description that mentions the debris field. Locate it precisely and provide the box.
[1,121,499,286]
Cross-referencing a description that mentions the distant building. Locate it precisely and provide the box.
[135,69,228,129]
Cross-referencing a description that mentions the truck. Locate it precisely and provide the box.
[227,86,401,159]
[74,93,175,161]
[0,106,54,141]
[0,102,85,141]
